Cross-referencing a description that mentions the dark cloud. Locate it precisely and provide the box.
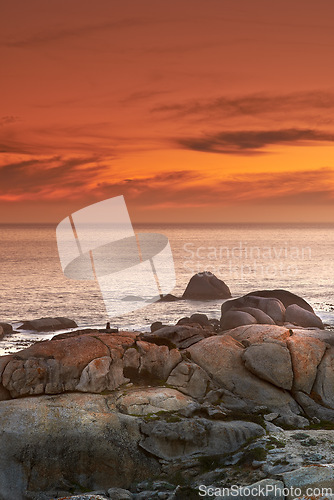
[0,116,20,126]
[0,155,106,194]
[176,129,334,155]
[120,90,171,105]
[152,90,334,119]
[1,17,155,49]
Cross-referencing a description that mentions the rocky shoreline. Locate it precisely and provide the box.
[1,274,334,499]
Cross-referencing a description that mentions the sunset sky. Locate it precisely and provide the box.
[1,0,334,223]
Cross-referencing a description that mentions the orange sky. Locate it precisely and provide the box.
[1,0,334,223]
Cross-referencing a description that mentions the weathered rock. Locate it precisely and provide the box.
[139,419,264,459]
[245,289,314,313]
[0,393,160,499]
[76,354,129,393]
[222,295,286,325]
[167,360,210,399]
[238,307,276,325]
[220,310,257,331]
[312,347,334,409]
[187,335,299,413]
[140,325,210,349]
[282,464,334,499]
[1,334,135,397]
[227,324,291,345]
[18,317,78,332]
[150,321,164,332]
[0,323,13,337]
[294,391,334,422]
[136,341,181,381]
[115,387,194,416]
[0,383,11,401]
[287,335,326,393]
[275,413,309,429]
[189,313,210,326]
[51,328,100,339]
[242,342,293,390]
[288,327,334,346]
[123,348,141,379]
[107,488,133,500]
[182,271,231,300]
[285,304,324,329]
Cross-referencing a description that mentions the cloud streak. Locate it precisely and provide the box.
[176,128,334,155]
[1,158,333,211]
[1,17,167,49]
[152,90,334,120]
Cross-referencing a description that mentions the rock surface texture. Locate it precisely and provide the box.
[0,288,333,499]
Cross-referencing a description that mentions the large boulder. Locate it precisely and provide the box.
[220,310,257,331]
[287,335,326,393]
[1,333,135,398]
[245,289,314,313]
[124,341,181,382]
[187,335,299,413]
[18,317,78,332]
[294,391,334,422]
[238,307,276,325]
[182,271,231,300]
[221,295,285,325]
[242,342,293,390]
[285,303,324,329]
[166,360,210,399]
[0,325,3,341]
[0,393,160,499]
[312,347,334,409]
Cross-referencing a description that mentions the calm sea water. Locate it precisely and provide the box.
[1,223,334,354]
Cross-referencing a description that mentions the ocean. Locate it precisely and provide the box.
[1,222,334,355]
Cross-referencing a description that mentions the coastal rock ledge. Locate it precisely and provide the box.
[0,292,334,498]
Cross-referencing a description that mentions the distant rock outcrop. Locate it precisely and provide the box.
[182,271,231,300]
